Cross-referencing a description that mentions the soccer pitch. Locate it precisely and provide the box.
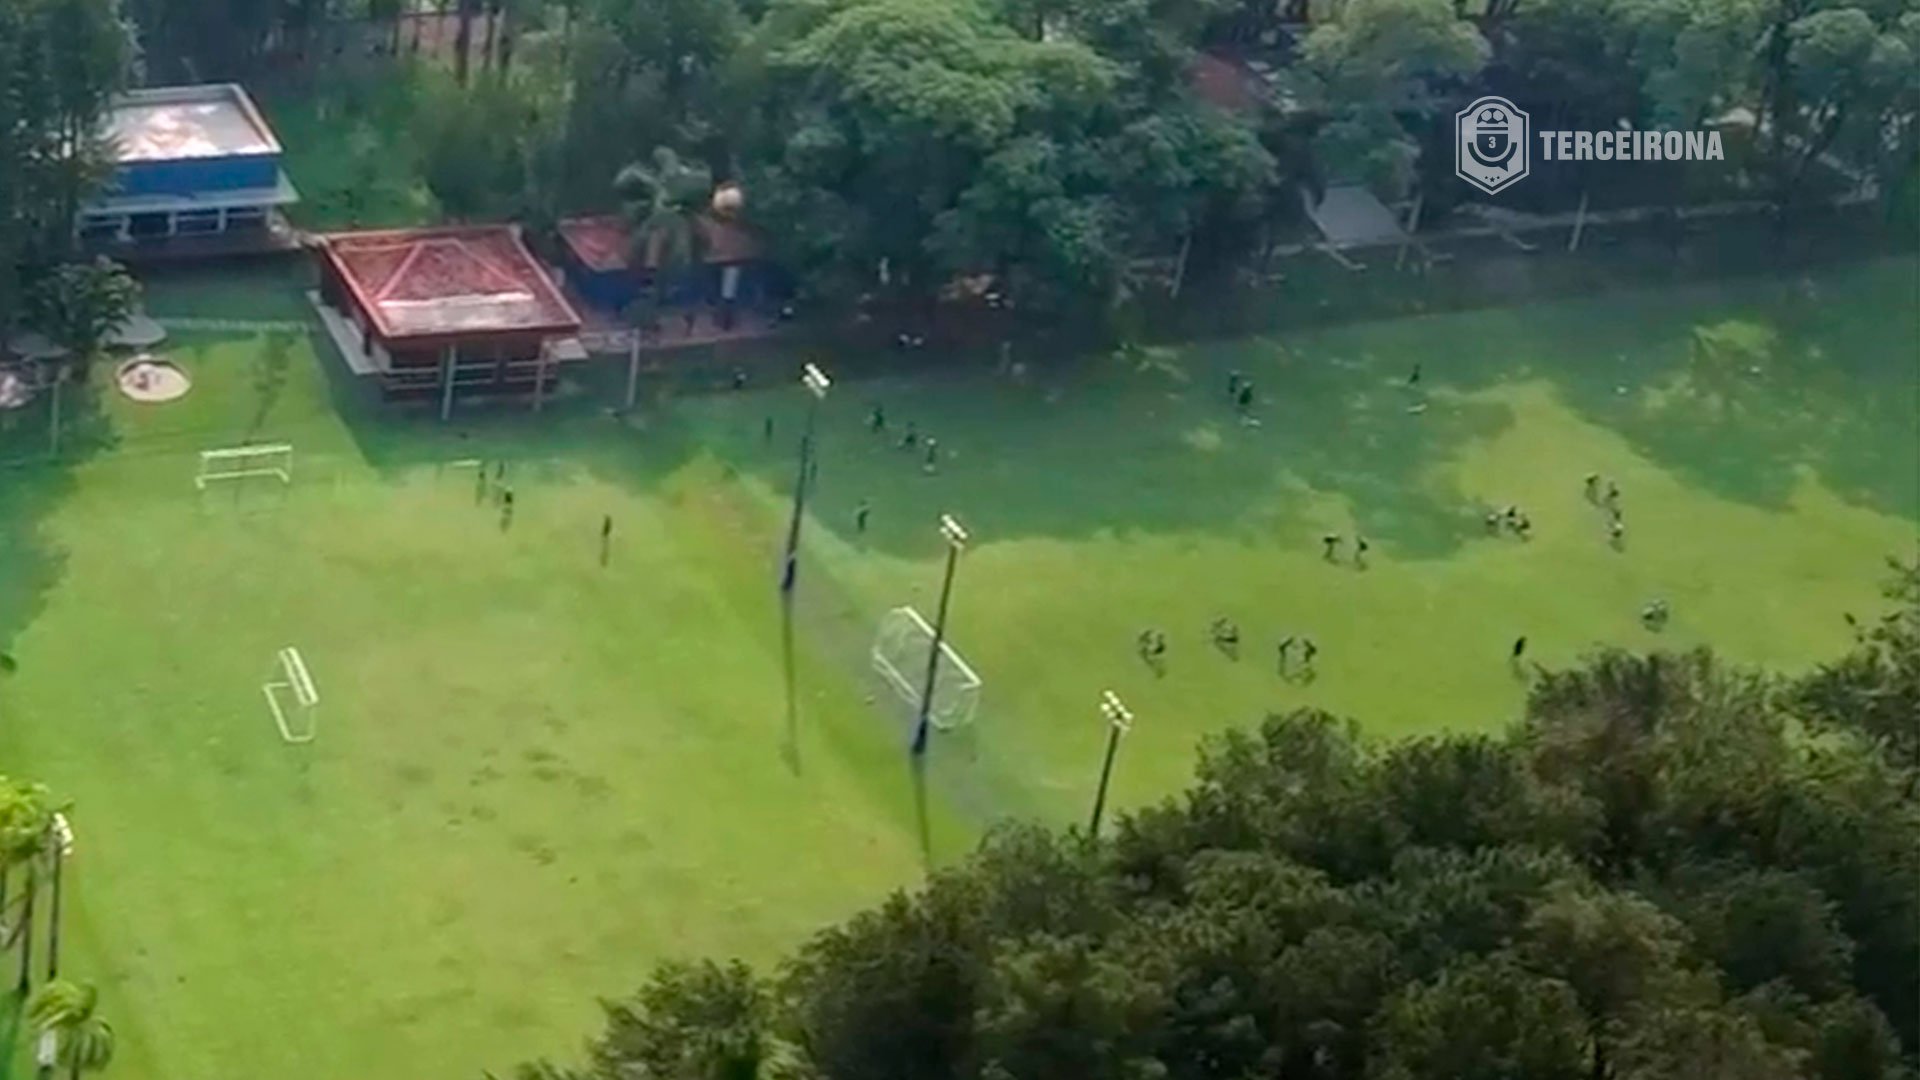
[0,257,1913,1077]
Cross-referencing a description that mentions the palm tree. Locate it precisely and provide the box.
[0,781,55,993]
[615,148,713,325]
[28,979,114,1080]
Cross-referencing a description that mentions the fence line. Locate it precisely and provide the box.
[155,317,313,334]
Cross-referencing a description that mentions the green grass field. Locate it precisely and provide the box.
[0,256,1913,1077]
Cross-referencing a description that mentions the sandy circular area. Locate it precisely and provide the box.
[116,355,192,404]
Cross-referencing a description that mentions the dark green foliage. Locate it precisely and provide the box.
[26,256,140,374]
[533,578,1920,1079]
[1792,559,1920,771]
[588,961,774,1080]
[1369,952,1589,1080]
[0,0,132,331]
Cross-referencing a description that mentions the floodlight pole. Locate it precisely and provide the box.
[1088,691,1134,840]
[779,363,831,594]
[439,344,458,422]
[45,813,71,984]
[910,514,968,757]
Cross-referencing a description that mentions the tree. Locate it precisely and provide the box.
[1761,1,1916,207]
[24,257,138,458]
[493,0,545,74]
[1292,0,1489,196]
[586,961,783,1080]
[1616,0,1918,209]
[971,934,1169,1080]
[748,0,1106,302]
[27,258,140,382]
[593,0,743,130]
[0,779,56,1002]
[1519,884,1698,1075]
[369,0,404,53]
[1792,558,1920,771]
[1369,952,1589,1080]
[27,979,115,1080]
[616,147,713,310]
[420,80,545,221]
[455,0,481,84]
[527,621,1918,1078]
[1611,1004,1807,1080]
[744,0,1271,312]
[0,0,133,330]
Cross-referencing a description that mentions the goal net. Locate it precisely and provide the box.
[871,606,982,731]
[197,443,293,489]
[262,646,318,744]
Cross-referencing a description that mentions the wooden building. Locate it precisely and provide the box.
[313,225,585,414]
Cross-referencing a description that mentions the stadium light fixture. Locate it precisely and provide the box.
[780,361,833,594]
[910,513,969,756]
[1089,690,1135,839]
[801,362,831,399]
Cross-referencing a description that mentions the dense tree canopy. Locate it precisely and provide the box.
[735,0,1272,307]
[519,563,1919,1079]
[0,0,134,332]
[19,0,1905,313]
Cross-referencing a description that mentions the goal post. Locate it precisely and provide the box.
[197,443,293,489]
[262,646,318,744]
[872,606,982,731]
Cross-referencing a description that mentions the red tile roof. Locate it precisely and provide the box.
[557,216,631,274]
[559,214,764,273]
[319,225,581,341]
[1190,53,1265,113]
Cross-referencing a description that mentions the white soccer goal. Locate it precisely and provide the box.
[872,606,982,731]
[197,443,293,489]
[262,646,318,744]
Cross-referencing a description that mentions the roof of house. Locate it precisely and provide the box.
[1304,184,1409,249]
[558,214,764,274]
[318,225,582,341]
[107,84,282,163]
[1190,53,1267,113]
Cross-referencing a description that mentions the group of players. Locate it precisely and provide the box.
[1132,467,1671,683]
[1136,619,1320,677]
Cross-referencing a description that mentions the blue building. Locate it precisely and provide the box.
[555,212,780,314]
[78,84,299,249]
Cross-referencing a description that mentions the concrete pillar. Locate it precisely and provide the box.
[440,345,458,422]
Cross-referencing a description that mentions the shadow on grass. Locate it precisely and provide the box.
[0,989,25,1080]
[661,254,1917,562]
[1,376,123,693]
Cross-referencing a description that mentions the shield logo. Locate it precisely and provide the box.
[1456,96,1530,195]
